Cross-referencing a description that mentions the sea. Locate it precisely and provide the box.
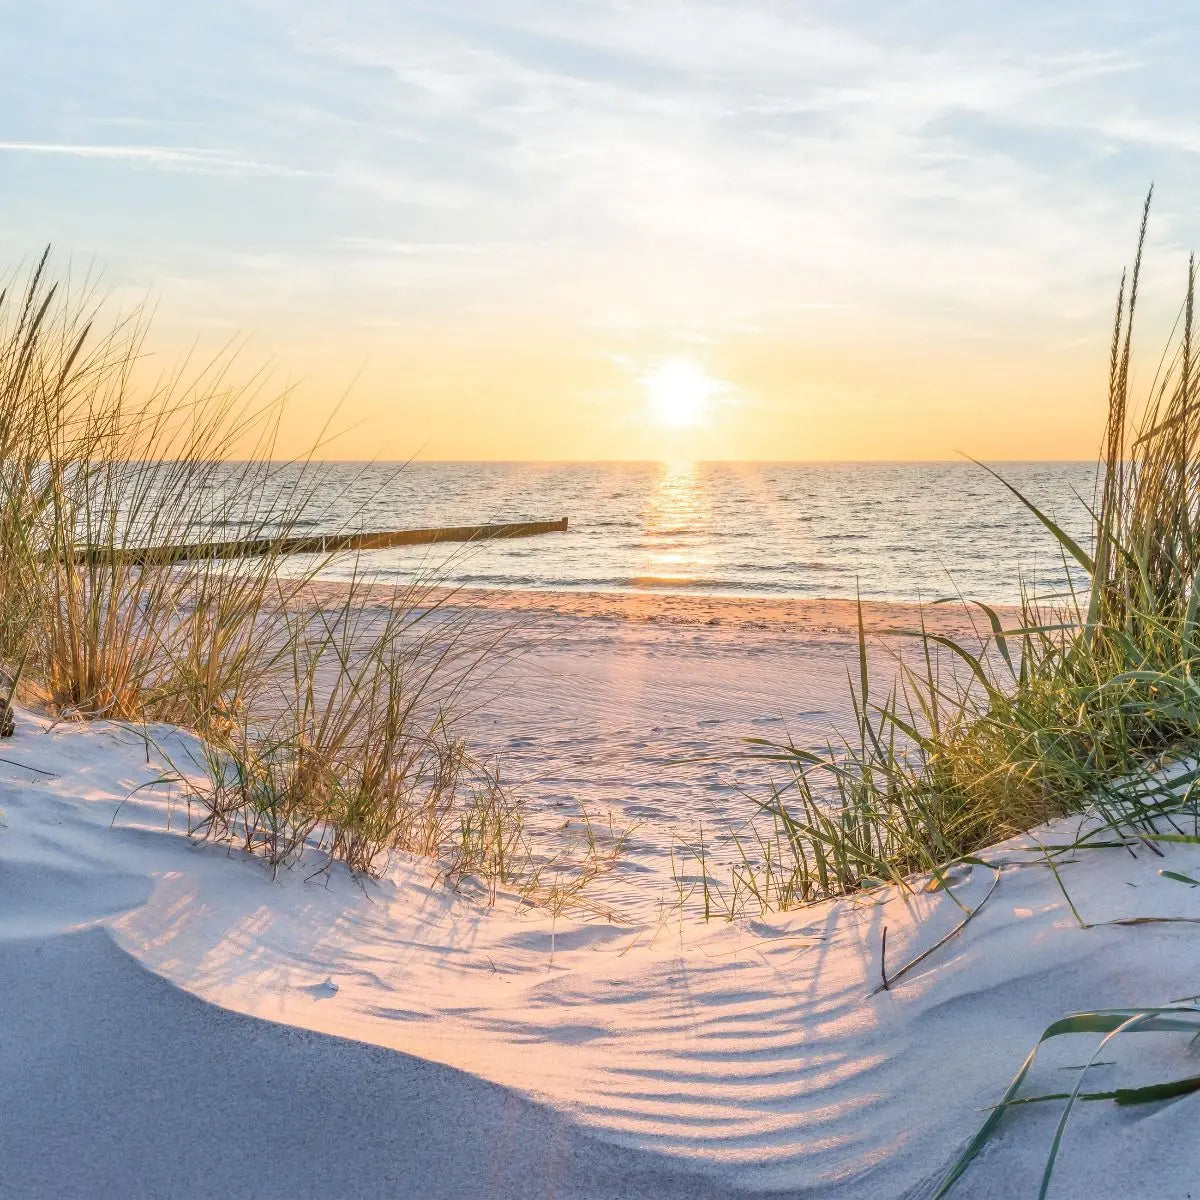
[249,460,1098,607]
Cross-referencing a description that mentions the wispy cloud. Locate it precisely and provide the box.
[261,1,1180,335]
[1,3,1197,345]
[0,141,308,177]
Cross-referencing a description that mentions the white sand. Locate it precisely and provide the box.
[4,594,1200,1198]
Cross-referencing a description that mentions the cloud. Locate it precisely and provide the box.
[0,141,308,177]
[2,1,1197,343]
[268,1,1176,334]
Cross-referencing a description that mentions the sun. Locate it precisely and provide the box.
[642,359,719,429]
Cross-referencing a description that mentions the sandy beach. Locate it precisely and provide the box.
[4,589,1199,1198]
[444,589,1021,922]
[418,587,1017,637]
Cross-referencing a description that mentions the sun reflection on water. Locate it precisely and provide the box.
[635,460,713,589]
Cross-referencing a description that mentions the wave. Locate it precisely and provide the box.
[727,561,831,573]
[415,571,823,595]
[205,517,325,530]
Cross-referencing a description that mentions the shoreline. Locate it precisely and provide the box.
[303,580,1025,640]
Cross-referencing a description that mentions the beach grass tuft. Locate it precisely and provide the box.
[731,192,1200,916]
[0,247,624,907]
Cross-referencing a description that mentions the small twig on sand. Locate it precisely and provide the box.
[871,869,1001,996]
[0,756,56,777]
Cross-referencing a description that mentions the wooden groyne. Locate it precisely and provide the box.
[72,517,569,566]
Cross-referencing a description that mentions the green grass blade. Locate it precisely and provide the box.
[967,456,1095,574]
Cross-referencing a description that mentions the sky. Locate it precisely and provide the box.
[4,2,1200,460]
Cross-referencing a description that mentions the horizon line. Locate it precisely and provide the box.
[234,457,1102,467]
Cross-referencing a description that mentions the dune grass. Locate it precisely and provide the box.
[721,194,1200,916]
[0,248,624,910]
[933,1003,1200,1199]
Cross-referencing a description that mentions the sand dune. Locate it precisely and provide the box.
[3,927,741,1200]
[4,597,1199,1199]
